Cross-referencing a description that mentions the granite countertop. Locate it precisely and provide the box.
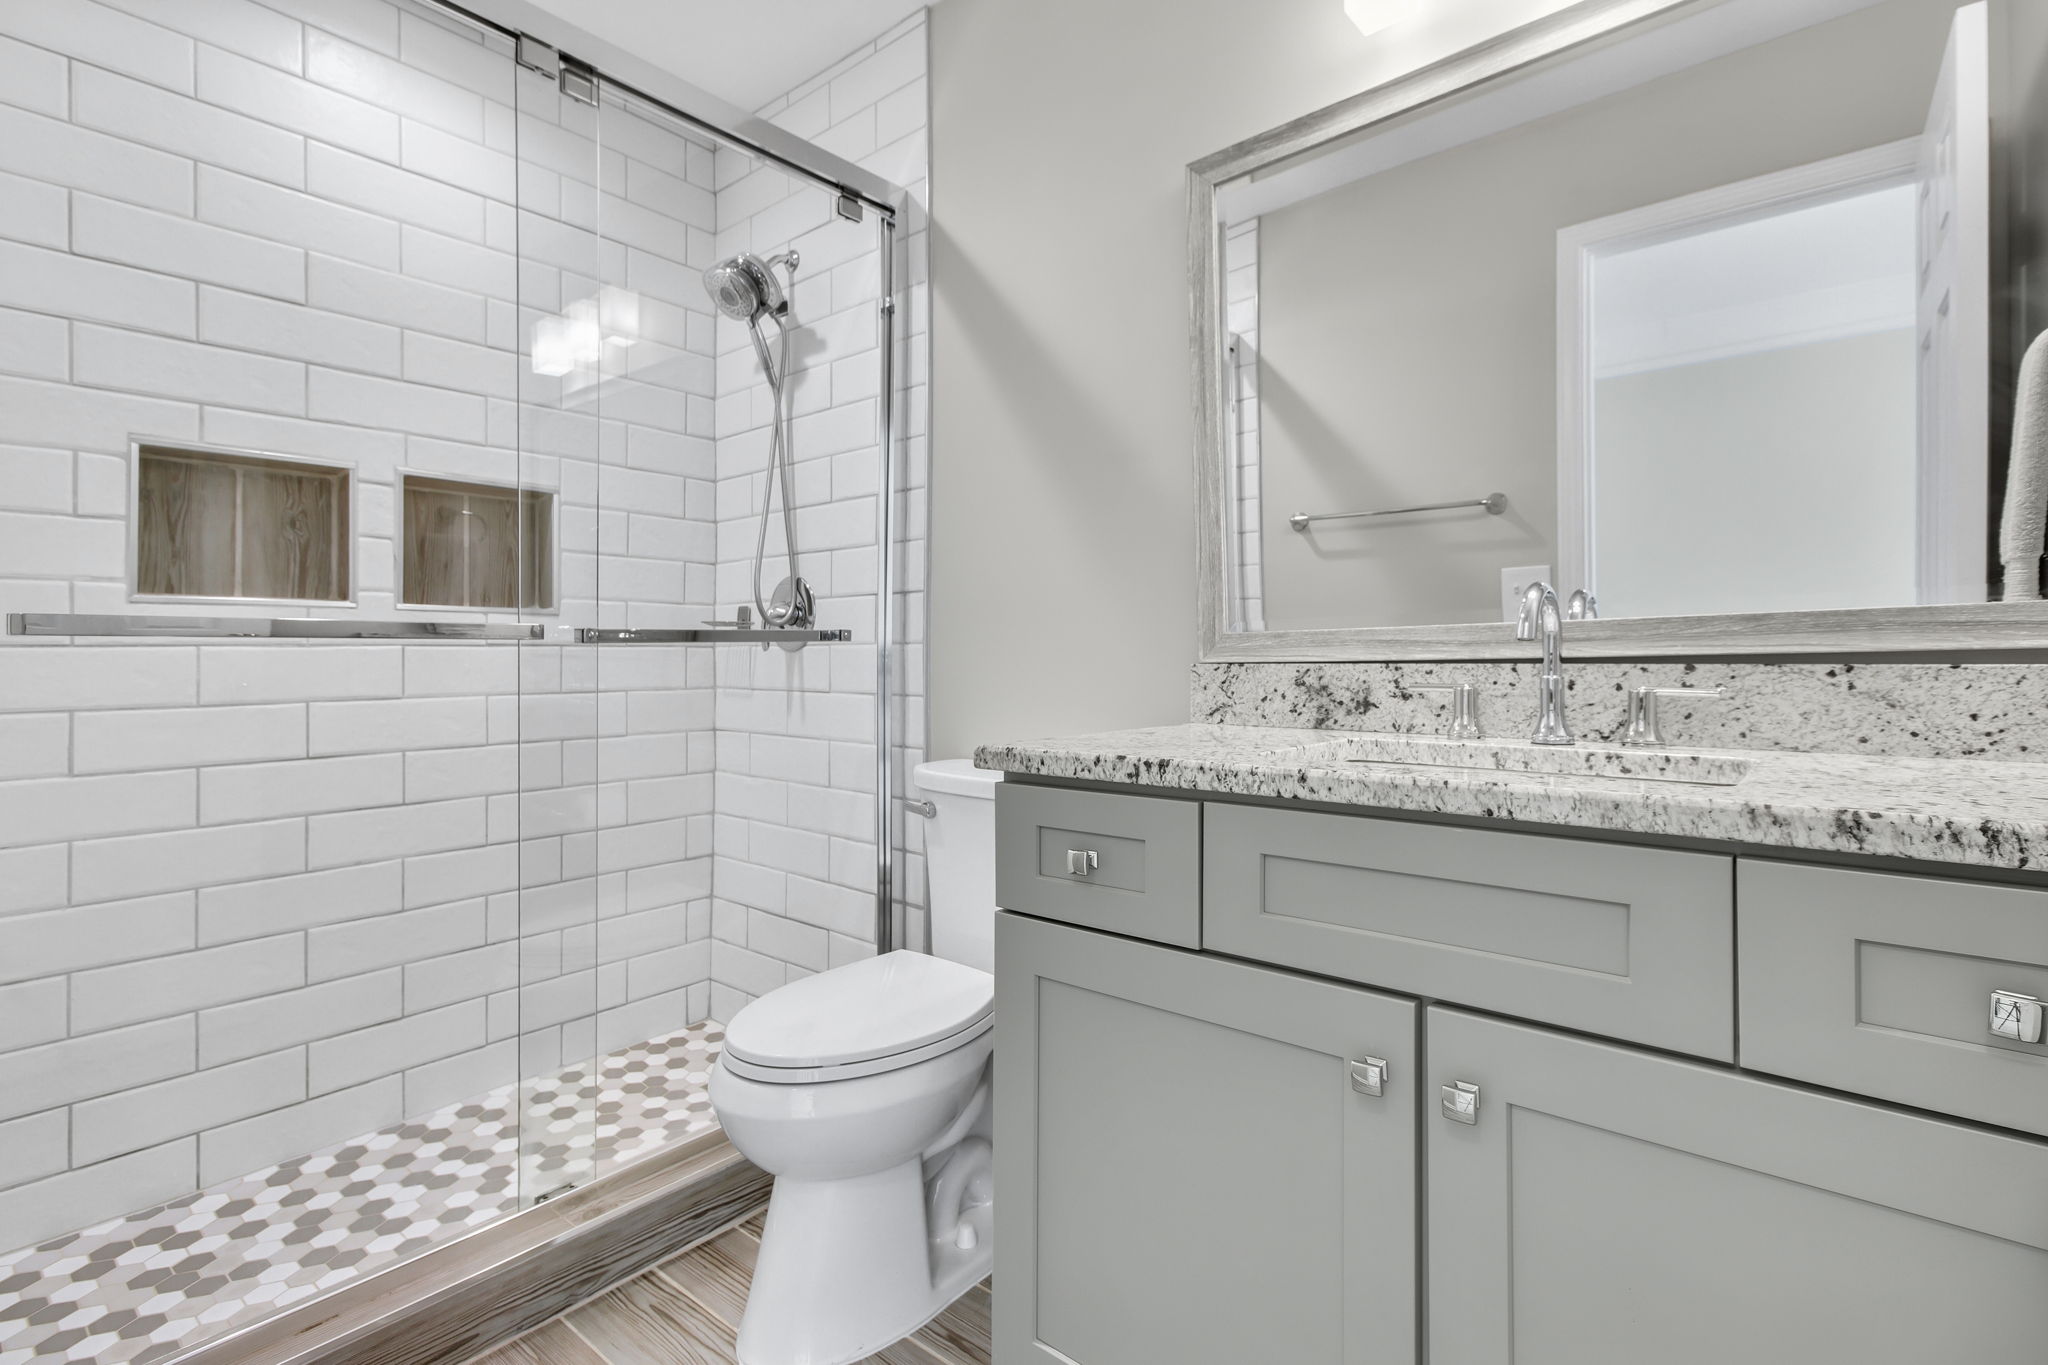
[974,723,2048,872]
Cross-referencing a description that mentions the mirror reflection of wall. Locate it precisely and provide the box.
[1219,0,2045,635]
[1577,172,1923,619]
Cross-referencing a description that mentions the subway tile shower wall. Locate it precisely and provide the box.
[708,15,931,1021]
[0,0,931,1255]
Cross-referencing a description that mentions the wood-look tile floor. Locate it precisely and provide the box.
[469,1214,992,1365]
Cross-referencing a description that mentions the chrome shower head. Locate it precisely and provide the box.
[703,252,789,322]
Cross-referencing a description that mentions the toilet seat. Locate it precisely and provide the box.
[722,950,994,1085]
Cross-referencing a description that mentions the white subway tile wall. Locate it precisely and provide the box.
[707,14,930,1022]
[0,3,927,1262]
[0,0,930,1265]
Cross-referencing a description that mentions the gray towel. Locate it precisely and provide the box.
[2000,328,2048,600]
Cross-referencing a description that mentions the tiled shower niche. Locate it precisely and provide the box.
[399,474,554,611]
[134,444,353,604]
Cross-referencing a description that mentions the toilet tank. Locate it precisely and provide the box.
[914,759,1003,973]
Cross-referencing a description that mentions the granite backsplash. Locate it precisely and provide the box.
[1191,661,2048,763]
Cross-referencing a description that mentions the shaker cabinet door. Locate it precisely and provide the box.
[1425,1006,2048,1365]
[995,911,1419,1365]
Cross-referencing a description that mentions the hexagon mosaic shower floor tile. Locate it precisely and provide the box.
[0,1023,722,1365]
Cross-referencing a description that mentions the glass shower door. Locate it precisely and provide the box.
[510,45,606,1204]
[0,4,549,1358]
[508,50,727,1199]
[566,78,726,1174]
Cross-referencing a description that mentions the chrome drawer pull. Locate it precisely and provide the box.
[1441,1081,1481,1125]
[1065,849,1100,878]
[1990,991,2045,1044]
[1349,1057,1390,1097]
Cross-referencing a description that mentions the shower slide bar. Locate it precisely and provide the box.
[6,615,852,645]
[1289,492,1509,533]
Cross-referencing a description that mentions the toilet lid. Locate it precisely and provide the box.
[722,951,995,1071]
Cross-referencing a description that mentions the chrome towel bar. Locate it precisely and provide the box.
[1289,492,1508,533]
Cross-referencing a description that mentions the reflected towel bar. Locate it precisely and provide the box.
[1289,492,1508,533]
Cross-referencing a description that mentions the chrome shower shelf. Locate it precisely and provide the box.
[6,614,546,640]
[4,615,856,645]
[574,627,853,644]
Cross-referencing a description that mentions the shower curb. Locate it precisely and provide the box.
[162,1130,770,1365]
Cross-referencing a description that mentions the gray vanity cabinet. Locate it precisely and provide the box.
[993,910,1420,1365]
[1425,1007,2048,1364]
[995,783,2048,1365]
[1738,859,2048,1137]
[994,785,1203,948]
[1202,803,1735,1060]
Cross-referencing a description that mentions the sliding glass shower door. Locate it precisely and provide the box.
[506,50,732,1202]
[0,0,905,1356]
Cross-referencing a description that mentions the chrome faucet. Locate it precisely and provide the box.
[1515,581,1574,746]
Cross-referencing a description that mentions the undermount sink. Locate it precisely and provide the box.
[1291,734,1752,787]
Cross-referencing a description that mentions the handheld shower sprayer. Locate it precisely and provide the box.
[705,251,814,631]
[703,251,797,326]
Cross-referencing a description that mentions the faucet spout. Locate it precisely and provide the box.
[1515,582,1575,746]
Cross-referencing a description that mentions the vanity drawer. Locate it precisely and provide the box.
[1203,803,1734,1059]
[995,785,1202,949]
[1739,860,2048,1137]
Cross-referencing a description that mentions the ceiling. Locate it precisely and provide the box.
[524,0,936,112]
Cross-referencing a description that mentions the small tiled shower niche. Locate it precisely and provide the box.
[133,442,353,604]
[400,473,555,612]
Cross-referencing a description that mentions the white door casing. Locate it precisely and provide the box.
[1556,139,1922,601]
[1915,0,1992,606]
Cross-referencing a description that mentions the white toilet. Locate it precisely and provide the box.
[710,759,1002,1365]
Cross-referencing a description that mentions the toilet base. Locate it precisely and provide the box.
[736,1158,994,1365]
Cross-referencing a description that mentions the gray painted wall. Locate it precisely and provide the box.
[923,0,1963,755]
[1594,330,1919,619]
[925,0,1409,757]
[924,0,2025,757]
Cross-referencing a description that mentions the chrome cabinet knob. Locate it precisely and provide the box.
[1441,1081,1481,1125]
[1349,1057,1390,1097]
[1990,990,2045,1044]
[1065,849,1099,878]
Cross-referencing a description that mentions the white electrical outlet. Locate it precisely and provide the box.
[1501,566,1551,623]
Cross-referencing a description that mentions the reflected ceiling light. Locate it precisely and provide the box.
[532,315,575,378]
[531,289,643,380]
[597,286,640,348]
[1345,0,1425,37]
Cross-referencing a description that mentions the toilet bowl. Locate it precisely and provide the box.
[711,760,1002,1365]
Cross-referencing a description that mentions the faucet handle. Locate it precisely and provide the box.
[1566,589,1597,621]
[1623,686,1726,748]
[1413,684,1484,741]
